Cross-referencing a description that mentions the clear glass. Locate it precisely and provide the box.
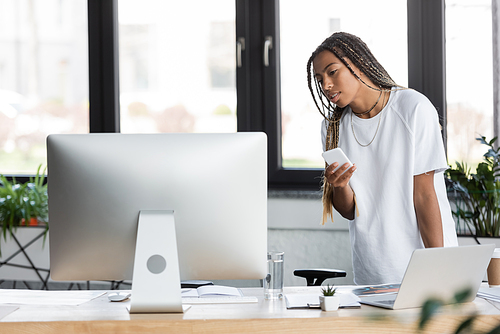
[118,0,236,134]
[264,251,284,300]
[0,0,89,175]
[446,0,493,167]
[280,1,408,168]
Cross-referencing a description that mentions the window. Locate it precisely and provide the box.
[446,0,493,166]
[0,0,89,175]
[117,0,237,135]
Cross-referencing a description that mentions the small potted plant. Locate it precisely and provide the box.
[319,285,339,311]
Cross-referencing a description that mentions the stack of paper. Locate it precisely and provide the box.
[285,292,361,309]
[477,286,500,302]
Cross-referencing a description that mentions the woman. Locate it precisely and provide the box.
[307,32,458,285]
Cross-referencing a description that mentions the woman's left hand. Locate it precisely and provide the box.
[325,162,356,189]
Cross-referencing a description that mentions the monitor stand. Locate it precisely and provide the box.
[129,210,184,313]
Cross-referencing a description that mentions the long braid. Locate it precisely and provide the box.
[307,32,401,224]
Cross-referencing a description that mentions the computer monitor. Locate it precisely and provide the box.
[47,133,267,295]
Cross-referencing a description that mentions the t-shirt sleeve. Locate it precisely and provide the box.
[412,96,449,175]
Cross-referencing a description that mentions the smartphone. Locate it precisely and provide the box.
[321,148,353,174]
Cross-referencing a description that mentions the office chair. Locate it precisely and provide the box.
[294,268,346,286]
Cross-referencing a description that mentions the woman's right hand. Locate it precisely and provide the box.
[325,162,356,189]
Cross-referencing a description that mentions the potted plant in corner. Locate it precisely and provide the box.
[446,136,500,242]
[319,285,339,311]
[0,165,48,255]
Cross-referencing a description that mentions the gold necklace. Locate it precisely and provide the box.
[351,91,387,147]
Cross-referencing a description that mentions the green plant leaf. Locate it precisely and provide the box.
[453,315,476,334]
[477,136,489,146]
[419,298,443,330]
[321,285,337,296]
[453,288,473,304]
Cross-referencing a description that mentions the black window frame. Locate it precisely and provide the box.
[88,0,121,133]
[85,0,446,191]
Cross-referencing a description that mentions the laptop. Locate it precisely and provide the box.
[359,244,495,310]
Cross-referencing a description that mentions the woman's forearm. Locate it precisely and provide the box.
[332,185,356,220]
[414,172,444,247]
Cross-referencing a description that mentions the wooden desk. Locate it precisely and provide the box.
[1,286,500,333]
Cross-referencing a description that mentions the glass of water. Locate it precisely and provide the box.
[264,251,284,299]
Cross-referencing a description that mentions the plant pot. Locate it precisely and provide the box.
[21,218,38,226]
[319,295,339,311]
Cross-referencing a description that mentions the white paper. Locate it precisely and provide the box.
[0,289,106,306]
[0,305,18,320]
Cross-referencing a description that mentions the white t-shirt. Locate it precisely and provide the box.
[321,88,458,285]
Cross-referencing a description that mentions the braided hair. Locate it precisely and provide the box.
[307,32,401,224]
[307,32,399,122]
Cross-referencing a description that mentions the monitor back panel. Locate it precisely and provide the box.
[47,133,268,282]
